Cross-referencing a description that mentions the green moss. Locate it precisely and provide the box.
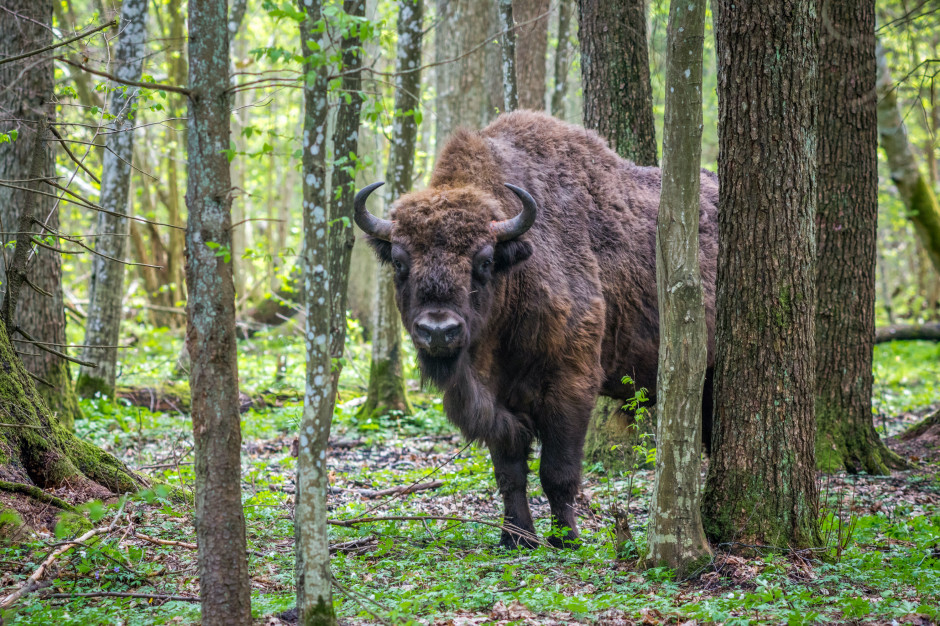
[357,356,411,421]
[301,597,337,626]
[75,372,114,400]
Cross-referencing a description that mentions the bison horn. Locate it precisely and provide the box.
[354,181,393,241]
[492,184,538,242]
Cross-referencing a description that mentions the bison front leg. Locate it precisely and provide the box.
[490,440,537,549]
[539,429,587,548]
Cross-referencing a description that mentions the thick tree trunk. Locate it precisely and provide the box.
[359,0,422,421]
[645,0,711,577]
[702,0,821,551]
[185,0,251,621]
[76,0,149,399]
[0,0,81,429]
[577,0,657,165]
[550,0,572,118]
[513,0,549,110]
[815,0,905,475]
[876,42,940,276]
[498,0,519,112]
[434,0,502,145]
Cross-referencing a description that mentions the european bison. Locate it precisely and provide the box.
[355,110,718,548]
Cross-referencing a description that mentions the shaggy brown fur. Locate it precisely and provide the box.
[364,110,718,548]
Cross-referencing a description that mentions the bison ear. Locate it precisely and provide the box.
[493,239,532,273]
[365,235,393,265]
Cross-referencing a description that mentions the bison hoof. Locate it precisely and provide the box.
[499,532,539,550]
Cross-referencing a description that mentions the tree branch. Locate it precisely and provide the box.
[0,20,116,67]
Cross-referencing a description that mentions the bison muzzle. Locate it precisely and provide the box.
[355,111,718,549]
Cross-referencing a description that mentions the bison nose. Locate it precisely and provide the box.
[413,313,464,354]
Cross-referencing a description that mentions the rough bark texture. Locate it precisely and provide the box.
[645,0,711,576]
[815,0,903,475]
[296,0,338,621]
[577,0,657,165]
[434,0,502,147]
[550,0,572,118]
[498,0,519,112]
[0,0,81,428]
[702,0,821,551]
[185,0,252,621]
[77,0,149,399]
[876,42,940,276]
[359,0,422,421]
[513,0,549,110]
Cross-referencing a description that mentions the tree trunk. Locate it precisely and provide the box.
[550,0,572,118]
[577,0,657,165]
[359,0,422,421]
[498,0,519,112]
[434,0,502,145]
[513,0,549,110]
[876,42,940,276]
[296,0,338,622]
[815,0,905,475]
[645,0,711,577]
[76,0,149,399]
[702,0,821,552]
[0,0,81,429]
[185,0,251,621]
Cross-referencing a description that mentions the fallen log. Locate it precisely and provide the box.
[875,323,940,344]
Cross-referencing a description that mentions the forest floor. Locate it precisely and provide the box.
[0,323,938,625]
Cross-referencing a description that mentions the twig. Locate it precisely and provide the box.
[0,20,116,67]
[44,591,199,603]
[331,576,392,626]
[57,56,191,96]
[0,527,106,608]
[11,326,97,368]
[329,537,377,554]
[0,480,75,510]
[353,480,444,499]
[47,126,100,184]
[0,422,43,429]
[133,532,197,550]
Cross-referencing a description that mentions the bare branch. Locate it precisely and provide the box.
[57,56,191,96]
[47,125,100,184]
[0,19,116,67]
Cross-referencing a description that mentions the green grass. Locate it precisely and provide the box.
[2,328,937,624]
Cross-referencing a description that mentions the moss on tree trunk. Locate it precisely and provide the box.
[583,396,654,471]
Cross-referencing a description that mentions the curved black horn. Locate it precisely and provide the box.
[354,181,392,241]
[491,183,538,242]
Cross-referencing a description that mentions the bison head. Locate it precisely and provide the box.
[355,182,536,385]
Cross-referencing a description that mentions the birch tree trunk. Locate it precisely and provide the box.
[0,0,81,429]
[645,0,711,577]
[577,0,657,165]
[185,0,251,621]
[359,0,422,422]
[550,0,572,118]
[815,0,905,475]
[702,0,821,552]
[498,0,519,112]
[296,0,338,622]
[76,0,149,399]
[513,0,549,110]
[876,42,940,275]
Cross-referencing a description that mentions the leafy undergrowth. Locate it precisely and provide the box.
[1,329,938,625]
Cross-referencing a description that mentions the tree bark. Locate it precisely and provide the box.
[513,0,549,110]
[550,0,572,118]
[645,0,711,577]
[296,0,338,622]
[815,0,905,475]
[185,0,251,621]
[0,0,81,429]
[876,41,940,276]
[359,0,422,421]
[702,0,822,552]
[76,0,149,399]
[498,0,519,112]
[577,0,657,165]
[434,0,502,145]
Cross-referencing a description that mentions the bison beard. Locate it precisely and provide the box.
[357,111,718,548]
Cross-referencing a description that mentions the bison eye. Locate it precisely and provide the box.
[393,259,404,272]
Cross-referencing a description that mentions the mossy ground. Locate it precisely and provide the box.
[0,326,934,624]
